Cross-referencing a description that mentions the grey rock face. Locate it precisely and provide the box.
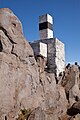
[61,65,80,105]
[0,8,39,119]
[0,8,60,120]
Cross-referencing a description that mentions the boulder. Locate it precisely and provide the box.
[0,8,39,119]
[61,65,80,105]
[0,8,59,120]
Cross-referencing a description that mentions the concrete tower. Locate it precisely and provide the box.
[39,14,53,39]
[30,14,65,77]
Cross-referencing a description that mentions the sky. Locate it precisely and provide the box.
[0,0,80,64]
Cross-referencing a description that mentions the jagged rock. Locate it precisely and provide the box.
[35,56,47,73]
[60,64,80,120]
[0,8,39,120]
[0,8,60,120]
[61,65,80,105]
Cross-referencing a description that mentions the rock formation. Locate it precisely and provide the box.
[0,8,80,120]
[0,8,39,119]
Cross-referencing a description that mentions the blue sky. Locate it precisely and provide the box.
[0,0,80,64]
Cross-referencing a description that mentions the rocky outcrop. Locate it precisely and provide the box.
[0,8,39,120]
[61,64,80,105]
[60,64,80,119]
[0,8,80,120]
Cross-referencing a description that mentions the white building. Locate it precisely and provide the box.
[30,14,65,76]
